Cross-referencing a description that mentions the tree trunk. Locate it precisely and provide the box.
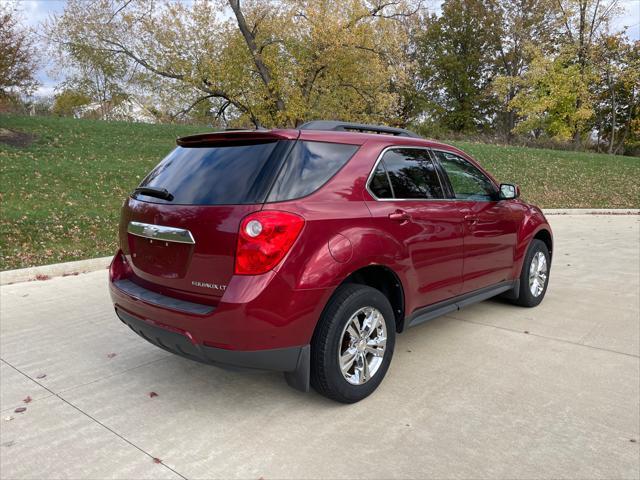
[228,0,286,123]
[608,84,616,154]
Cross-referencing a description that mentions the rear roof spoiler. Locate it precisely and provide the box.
[299,120,421,138]
[176,129,298,146]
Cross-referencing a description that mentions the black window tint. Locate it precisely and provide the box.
[135,141,281,205]
[434,151,496,201]
[369,163,393,199]
[267,141,359,202]
[382,149,444,199]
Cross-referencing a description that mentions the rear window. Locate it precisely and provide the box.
[134,141,284,205]
[134,139,359,205]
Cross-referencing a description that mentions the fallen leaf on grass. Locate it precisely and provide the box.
[106,353,117,359]
[14,407,26,413]
[148,392,158,398]
[23,396,32,403]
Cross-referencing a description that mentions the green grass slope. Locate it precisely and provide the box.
[1,115,205,270]
[1,114,638,270]
[450,141,639,209]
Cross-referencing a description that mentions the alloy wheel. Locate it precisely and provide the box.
[338,306,387,385]
[529,251,548,297]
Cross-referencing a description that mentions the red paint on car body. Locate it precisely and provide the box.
[109,126,552,382]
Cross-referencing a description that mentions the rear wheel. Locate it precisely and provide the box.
[311,284,396,403]
[514,239,550,307]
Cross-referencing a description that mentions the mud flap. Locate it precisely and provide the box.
[284,345,310,392]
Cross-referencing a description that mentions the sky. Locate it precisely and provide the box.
[8,0,640,97]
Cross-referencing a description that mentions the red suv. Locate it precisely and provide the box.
[109,121,552,403]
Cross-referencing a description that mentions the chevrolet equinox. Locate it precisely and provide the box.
[109,121,553,403]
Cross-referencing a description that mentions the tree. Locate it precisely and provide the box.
[52,89,91,116]
[553,0,620,145]
[46,0,418,127]
[0,2,39,96]
[508,46,595,141]
[592,34,640,154]
[491,0,559,137]
[416,0,501,132]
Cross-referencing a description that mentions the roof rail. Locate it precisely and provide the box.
[299,120,421,138]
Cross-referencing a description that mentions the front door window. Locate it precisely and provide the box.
[432,151,496,201]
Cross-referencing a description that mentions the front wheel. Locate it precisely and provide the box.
[514,239,551,307]
[310,284,396,403]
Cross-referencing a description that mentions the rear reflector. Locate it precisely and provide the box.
[235,211,304,275]
[109,249,132,281]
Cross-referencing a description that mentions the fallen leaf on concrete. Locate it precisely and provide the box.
[36,374,46,379]
[152,457,162,464]
[149,392,158,398]
[14,407,26,413]
[107,353,117,359]
[35,274,50,281]
[23,396,32,403]
[1,441,15,447]
[3,416,14,422]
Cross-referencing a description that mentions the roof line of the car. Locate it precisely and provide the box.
[176,128,460,151]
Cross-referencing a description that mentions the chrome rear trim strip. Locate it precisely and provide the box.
[128,221,195,244]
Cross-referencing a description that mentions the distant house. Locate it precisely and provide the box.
[74,97,158,123]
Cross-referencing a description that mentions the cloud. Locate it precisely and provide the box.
[33,84,57,98]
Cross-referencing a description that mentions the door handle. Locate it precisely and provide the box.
[389,210,411,223]
[464,215,478,225]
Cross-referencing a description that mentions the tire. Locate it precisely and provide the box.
[514,239,551,307]
[310,284,396,403]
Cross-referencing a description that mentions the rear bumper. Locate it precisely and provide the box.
[116,307,310,391]
[109,254,332,352]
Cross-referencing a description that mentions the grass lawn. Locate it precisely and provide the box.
[450,141,639,209]
[1,115,204,270]
[1,114,638,270]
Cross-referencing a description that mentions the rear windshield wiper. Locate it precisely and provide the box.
[133,186,174,201]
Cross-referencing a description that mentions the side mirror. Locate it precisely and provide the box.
[499,183,520,200]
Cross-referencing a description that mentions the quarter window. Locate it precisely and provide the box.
[369,163,393,199]
[377,148,444,199]
[434,151,496,201]
[267,141,359,202]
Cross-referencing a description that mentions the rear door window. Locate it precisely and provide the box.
[266,141,359,202]
[379,148,444,199]
[135,141,286,205]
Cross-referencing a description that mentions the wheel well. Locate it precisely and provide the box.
[343,265,405,332]
[534,229,553,258]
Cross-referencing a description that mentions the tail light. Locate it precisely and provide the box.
[235,211,304,275]
[109,249,133,281]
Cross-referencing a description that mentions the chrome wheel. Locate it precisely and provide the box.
[338,306,387,385]
[529,251,548,297]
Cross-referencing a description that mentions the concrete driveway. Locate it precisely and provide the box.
[1,215,638,480]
